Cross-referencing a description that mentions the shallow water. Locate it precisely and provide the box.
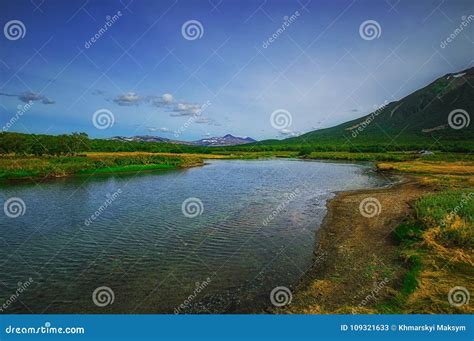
[0,159,392,313]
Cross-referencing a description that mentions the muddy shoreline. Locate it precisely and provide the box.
[281,173,432,313]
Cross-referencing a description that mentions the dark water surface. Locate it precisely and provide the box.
[0,159,392,313]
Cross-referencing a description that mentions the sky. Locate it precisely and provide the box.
[0,0,473,141]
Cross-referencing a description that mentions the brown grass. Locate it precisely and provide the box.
[377,160,474,175]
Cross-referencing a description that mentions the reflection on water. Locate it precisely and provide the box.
[0,159,391,313]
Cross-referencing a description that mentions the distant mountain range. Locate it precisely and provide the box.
[193,134,256,146]
[109,134,256,147]
[248,67,474,150]
[111,68,473,151]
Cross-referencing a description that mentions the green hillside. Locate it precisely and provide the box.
[243,67,474,152]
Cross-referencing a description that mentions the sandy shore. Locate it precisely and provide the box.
[284,176,432,313]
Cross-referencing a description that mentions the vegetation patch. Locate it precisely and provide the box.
[383,190,473,313]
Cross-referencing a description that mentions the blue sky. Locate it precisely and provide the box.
[0,0,472,140]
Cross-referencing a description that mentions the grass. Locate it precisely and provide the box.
[302,151,416,162]
[0,151,299,182]
[300,151,474,163]
[77,164,176,175]
[1,148,472,313]
[0,153,205,181]
[383,190,473,313]
[377,160,474,176]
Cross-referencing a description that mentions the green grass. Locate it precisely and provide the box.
[77,164,176,175]
[381,190,474,313]
[415,190,474,227]
[303,151,416,162]
[0,154,203,181]
[416,190,474,249]
[296,151,474,163]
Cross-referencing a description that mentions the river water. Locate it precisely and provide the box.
[0,159,391,313]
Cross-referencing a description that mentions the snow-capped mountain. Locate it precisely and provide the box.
[192,134,256,146]
[108,134,256,146]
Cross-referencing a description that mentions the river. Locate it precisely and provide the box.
[0,159,392,313]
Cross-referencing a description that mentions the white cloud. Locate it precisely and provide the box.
[148,127,171,133]
[0,91,56,105]
[171,103,203,116]
[113,92,141,106]
[278,128,300,137]
[162,93,173,104]
[195,117,210,124]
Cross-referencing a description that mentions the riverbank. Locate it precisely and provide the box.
[283,165,473,314]
[0,153,206,182]
[0,151,297,183]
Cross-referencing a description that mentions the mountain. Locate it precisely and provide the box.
[109,135,192,145]
[110,135,173,143]
[193,134,256,146]
[109,134,256,147]
[251,67,474,151]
